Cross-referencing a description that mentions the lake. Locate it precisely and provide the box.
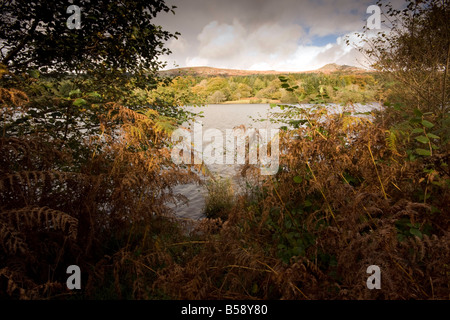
[168,103,382,221]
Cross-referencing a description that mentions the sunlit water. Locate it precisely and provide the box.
[167,103,382,221]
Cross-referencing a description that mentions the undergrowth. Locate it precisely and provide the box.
[153,105,449,300]
[1,81,449,300]
[1,84,449,299]
[0,86,200,299]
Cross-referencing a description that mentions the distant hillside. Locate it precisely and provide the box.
[159,66,283,77]
[316,63,363,73]
[159,64,368,77]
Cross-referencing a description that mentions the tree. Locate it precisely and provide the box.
[0,1,203,299]
[209,90,226,104]
[280,89,297,104]
[205,77,229,95]
[0,1,177,78]
[253,78,266,92]
[237,83,252,99]
[351,0,449,161]
[0,0,187,148]
[354,0,449,121]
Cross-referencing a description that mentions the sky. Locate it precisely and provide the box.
[154,0,394,72]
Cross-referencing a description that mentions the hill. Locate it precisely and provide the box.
[316,63,363,73]
[159,64,368,77]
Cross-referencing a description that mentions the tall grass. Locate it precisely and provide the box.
[203,178,235,219]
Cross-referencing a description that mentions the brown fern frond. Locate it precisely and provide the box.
[0,221,28,255]
[0,87,29,108]
[0,170,89,191]
[106,102,150,122]
[0,267,29,299]
[0,207,78,240]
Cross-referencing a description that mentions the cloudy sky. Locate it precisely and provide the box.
[154,0,395,71]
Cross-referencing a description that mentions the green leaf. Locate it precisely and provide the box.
[28,69,40,79]
[73,98,88,107]
[407,152,417,161]
[304,199,312,207]
[87,91,102,102]
[281,83,290,88]
[421,120,434,128]
[409,117,422,124]
[293,176,303,183]
[69,89,81,98]
[413,108,423,117]
[411,128,423,134]
[409,228,422,239]
[415,148,431,156]
[415,135,429,144]
[427,133,440,139]
[393,103,403,111]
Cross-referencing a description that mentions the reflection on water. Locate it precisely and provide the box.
[168,103,382,221]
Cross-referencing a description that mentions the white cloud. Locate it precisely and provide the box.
[183,19,310,70]
[197,19,246,60]
[156,0,383,71]
[185,56,209,67]
[167,36,188,53]
[179,19,367,71]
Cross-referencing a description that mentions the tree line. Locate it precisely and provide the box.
[153,71,385,105]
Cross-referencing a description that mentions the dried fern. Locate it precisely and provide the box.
[0,207,78,240]
[0,221,28,255]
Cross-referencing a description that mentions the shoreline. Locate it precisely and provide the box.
[185,99,382,107]
[222,98,281,105]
